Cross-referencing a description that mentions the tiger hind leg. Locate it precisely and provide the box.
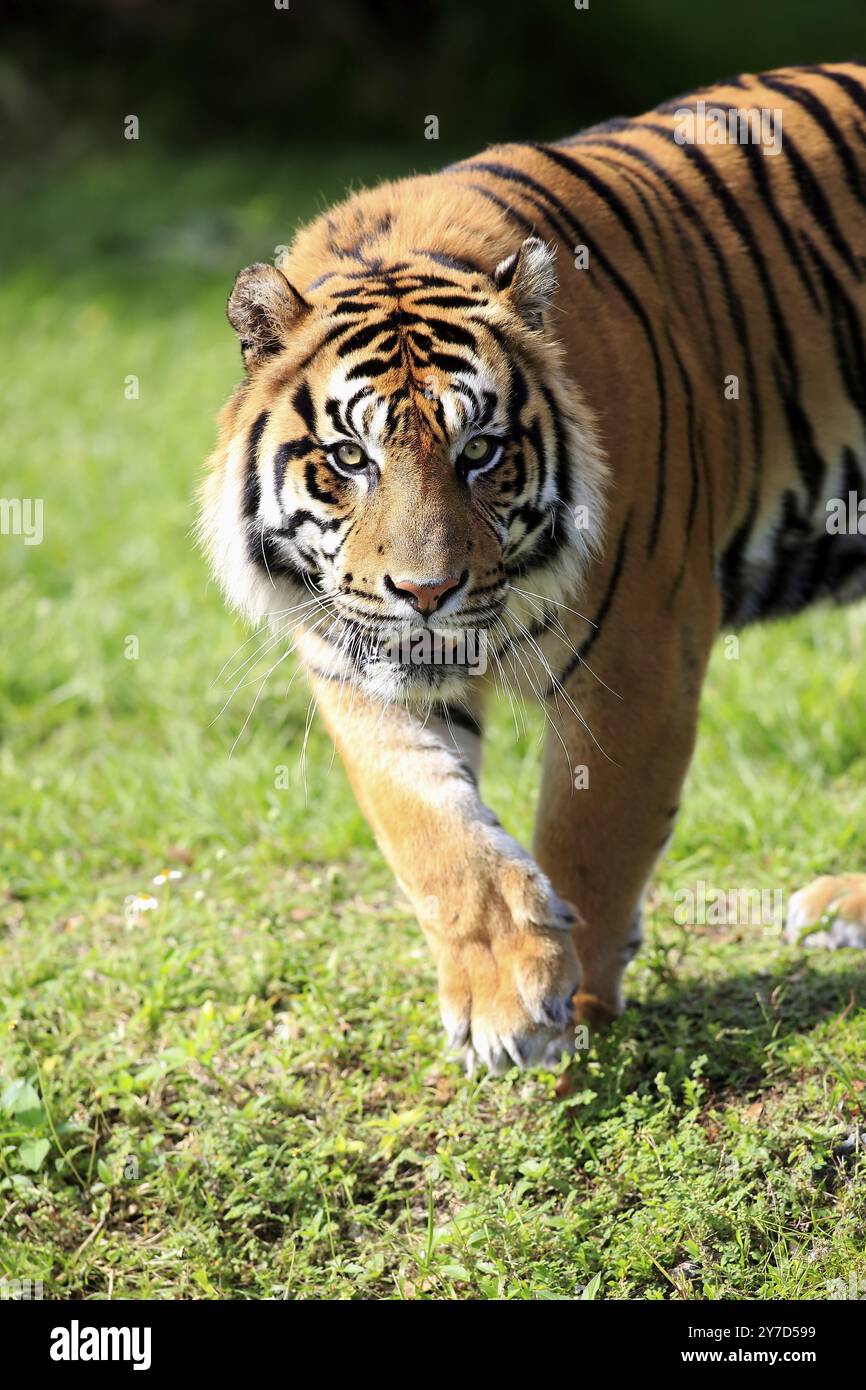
[785,875,866,950]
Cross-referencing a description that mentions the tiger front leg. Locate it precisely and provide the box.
[308,670,580,1074]
[532,542,720,1031]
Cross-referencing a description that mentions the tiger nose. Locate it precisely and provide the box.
[385,573,464,614]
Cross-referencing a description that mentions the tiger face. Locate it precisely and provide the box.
[199,236,606,705]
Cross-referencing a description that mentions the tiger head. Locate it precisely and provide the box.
[199,235,607,705]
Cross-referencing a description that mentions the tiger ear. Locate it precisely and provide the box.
[493,236,557,331]
[227,263,311,368]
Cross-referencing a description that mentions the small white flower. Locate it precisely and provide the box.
[125,893,159,918]
[152,868,183,886]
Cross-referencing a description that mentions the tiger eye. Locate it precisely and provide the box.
[463,437,492,462]
[336,442,365,468]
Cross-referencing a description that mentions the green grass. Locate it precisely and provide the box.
[1,145,865,1301]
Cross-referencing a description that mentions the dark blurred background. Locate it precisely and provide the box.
[3,0,865,157]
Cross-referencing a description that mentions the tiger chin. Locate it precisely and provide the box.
[199,61,866,1076]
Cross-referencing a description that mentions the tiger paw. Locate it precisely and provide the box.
[785,874,866,950]
[431,861,580,1075]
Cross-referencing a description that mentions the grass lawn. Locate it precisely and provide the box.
[1,144,865,1301]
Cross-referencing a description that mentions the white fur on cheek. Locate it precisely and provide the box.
[200,439,293,624]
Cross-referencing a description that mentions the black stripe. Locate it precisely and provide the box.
[530,142,652,262]
[773,359,826,509]
[800,231,866,436]
[274,438,317,495]
[664,326,701,595]
[477,389,497,427]
[431,702,483,737]
[523,416,545,502]
[273,509,343,538]
[739,141,822,312]
[753,490,816,619]
[292,383,315,432]
[553,505,633,689]
[411,249,487,274]
[417,316,478,349]
[304,461,340,506]
[461,181,537,235]
[324,397,345,434]
[335,318,394,357]
[643,121,827,502]
[380,271,466,290]
[343,386,375,436]
[293,324,348,375]
[465,160,579,244]
[778,129,860,278]
[605,154,734,541]
[249,529,310,584]
[809,66,866,126]
[574,134,763,500]
[426,349,476,375]
[717,486,761,627]
[345,353,402,380]
[242,411,269,518]
[410,293,483,309]
[325,263,412,286]
[551,509,632,693]
[760,73,866,214]
[506,502,568,576]
[406,328,432,352]
[539,385,574,512]
[641,121,799,371]
[462,159,671,555]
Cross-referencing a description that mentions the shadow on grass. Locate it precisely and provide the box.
[590,952,865,1099]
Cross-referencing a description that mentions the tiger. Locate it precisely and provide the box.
[199,62,866,1074]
